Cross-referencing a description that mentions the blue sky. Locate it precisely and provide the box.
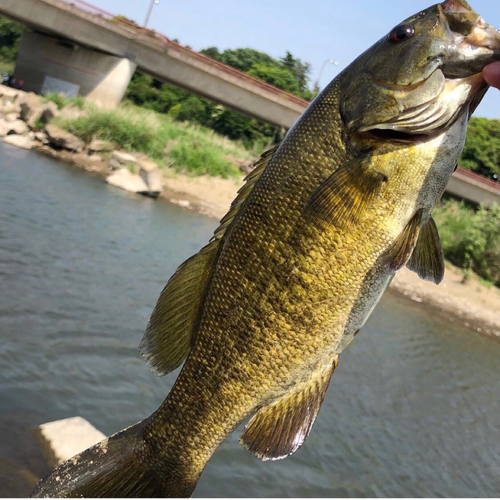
[94,0,499,119]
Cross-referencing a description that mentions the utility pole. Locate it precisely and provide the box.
[144,0,160,28]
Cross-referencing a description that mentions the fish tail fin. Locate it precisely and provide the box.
[30,420,198,498]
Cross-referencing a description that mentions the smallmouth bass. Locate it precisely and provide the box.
[32,0,500,497]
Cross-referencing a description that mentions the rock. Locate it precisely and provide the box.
[138,159,162,196]
[0,119,10,137]
[7,119,29,135]
[3,134,33,150]
[88,139,115,153]
[109,150,137,170]
[0,84,22,100]
[1,102,22,115]
[37,417,106,466]
[5,112,20,123]
[34,131,48,143]
[45,124,84,152]
[19,92,43,128]
[106,168,149,194]
[40,101,59,124]
[60,105,86,120]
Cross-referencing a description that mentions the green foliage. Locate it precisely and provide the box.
[0,17,25,64]
[434,200,500,286]
[247,63,300,94]
[42,93,86,110]
[460,117,500,180]
[54,103,252,179]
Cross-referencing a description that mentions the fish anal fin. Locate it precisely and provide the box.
[139,241,219,376]
[407,216,444,284]
[303,155,386,230]
[240,357,338,461]
[381,209,424,273]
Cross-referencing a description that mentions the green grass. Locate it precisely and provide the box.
[54,101,256,179]
[0,60,14,75]
[41,93,86,110]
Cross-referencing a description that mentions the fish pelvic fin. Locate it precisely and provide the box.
[407,215,445,284]
[240,357,339,461]
[303,154,386,230]
[381,209,424,273]
[30,420,198,498]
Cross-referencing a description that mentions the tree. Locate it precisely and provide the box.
[0,17,25,64]
[460,117,500,179]
[247,63,300,94]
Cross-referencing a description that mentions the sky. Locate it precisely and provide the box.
[92,0,499,119]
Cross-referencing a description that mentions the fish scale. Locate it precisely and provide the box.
[32,1,500,497]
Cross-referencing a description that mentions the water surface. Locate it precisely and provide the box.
[1,142,499,497]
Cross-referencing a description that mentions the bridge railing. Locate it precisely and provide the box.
[57,0,309,108]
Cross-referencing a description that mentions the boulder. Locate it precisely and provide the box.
[60,105,86,120]
[1,102,22,115]
[5,112,20,123]
[88,139,115,153]
[45,124,84,152]
[7,119,29,135]
[3,134,33,150]
[19,92,43,128]
[0,119,10,137]
[106,168,149,194]
[40,101,59,124]
[138,159,162,196]
[0,84,22,100]
[34,131,48,144]
[109,150,137,170]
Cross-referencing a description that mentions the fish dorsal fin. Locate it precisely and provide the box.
[407,216,444,284]
[381,209,424,273]
[303,155,386,230]
[140,146,278,376]
[139,241,219,376]
[240,357,338,461]
[211,145,278,242]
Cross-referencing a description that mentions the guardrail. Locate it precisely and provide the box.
[57,0,309,107]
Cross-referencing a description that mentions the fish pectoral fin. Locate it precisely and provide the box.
[139,241,219,376]
[240,357,339,461]
[381,209,424,273]
[407,216,445,284]
[303,155,386,230]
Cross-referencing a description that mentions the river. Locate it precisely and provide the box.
[1,141,499,497]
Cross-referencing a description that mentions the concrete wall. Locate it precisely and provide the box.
[14,31,136,108]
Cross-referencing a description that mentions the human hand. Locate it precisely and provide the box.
[483,61,500,89]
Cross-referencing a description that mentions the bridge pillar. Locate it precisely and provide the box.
[13,31,136,108]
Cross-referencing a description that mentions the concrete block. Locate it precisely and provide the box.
[138,159,162,196]
[37,417,106,466]
[3,134,33,150]
[106,168,149,194]
[109,150,137,170]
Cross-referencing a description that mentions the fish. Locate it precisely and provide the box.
[32,0,500,497]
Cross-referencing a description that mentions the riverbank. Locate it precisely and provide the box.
[1,85,498,337]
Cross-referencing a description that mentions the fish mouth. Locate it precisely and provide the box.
[361,71,486,142]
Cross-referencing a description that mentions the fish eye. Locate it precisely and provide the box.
[388,24,415,43]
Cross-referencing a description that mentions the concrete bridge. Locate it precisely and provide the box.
[1,0,499,206]
[0,0,307,129]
